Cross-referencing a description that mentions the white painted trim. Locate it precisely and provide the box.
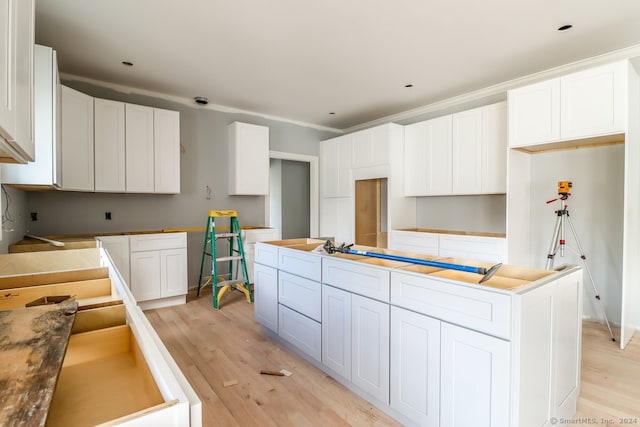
[60,73,343,134]
[268,151,319,239]
[345,43,640,133]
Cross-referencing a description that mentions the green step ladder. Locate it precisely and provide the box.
[197,210,252,309]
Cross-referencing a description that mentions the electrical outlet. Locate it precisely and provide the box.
[105,212,112,220]
[30,212,37,221]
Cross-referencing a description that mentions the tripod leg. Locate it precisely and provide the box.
[545,214,563,270]
[565,214,616,342]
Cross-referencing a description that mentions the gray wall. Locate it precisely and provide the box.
[14,80,336,286]
[416,194,507,234]
[0,186,29,253]
[280,159,310,239]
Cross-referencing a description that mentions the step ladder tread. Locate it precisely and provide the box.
[216,255,243,262]
[215,232,238,238]
[216,279,248,287]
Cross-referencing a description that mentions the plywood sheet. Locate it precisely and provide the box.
[0,248,101,276]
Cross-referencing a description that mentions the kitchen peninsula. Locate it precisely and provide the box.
[253,238,583,427]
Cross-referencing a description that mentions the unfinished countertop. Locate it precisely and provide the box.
[394,228,506,238]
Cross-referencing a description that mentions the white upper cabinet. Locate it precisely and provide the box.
[2,44,59,186]
[403,121,429,196]
[228,121,269,195]
[0,0,35,163]
[153,108,180,194]
[481,101,507,194]
[560,61,627,140]
[351,125,389,169]
[94,98,126,192]
[60,85,94,191]
[452,107,482,194]
[125,103,155,192]
[509,61,627,148]
[320,134,352,198]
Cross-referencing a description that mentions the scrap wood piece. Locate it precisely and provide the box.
[279,369,292,377]
[223,379,238,387]
[260,369,285,376]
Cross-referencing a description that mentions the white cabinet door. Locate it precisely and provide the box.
[96,235,130,286]
[351,294,390,404]
[390,307,440,427]
[161,248,187,297]
[322,285,352,380]
[2,44,58,186]
[94,98,125,192]
[11,0,34,161]
[441,323,510,427]
[404,121,428,196]
[253,263,278,332]
[320,134,352,198]
[351,125,389,169]
[130,250,162,301]
[125,103,155,192]
[154,107,180,194]
[0,0,15,141]
[319,196,353,244]
[452,107,482,194]
[228,121,269,195]
[560,61,627,140]
[481,102,507,194]
[60,85,94,191]
[426,115,452,195]
[508,79,560,147]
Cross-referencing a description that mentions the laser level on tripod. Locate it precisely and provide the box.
[545,180,615,342]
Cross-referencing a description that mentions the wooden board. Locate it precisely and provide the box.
[0,248,101,276]
[0,267,109,290]
[0,299,78,427]
[0,278,113,311]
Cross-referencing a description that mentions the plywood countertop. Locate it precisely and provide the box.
[395,228,506,238]
[0,299,78,427]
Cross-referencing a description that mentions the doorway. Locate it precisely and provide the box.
[355,178,388,248]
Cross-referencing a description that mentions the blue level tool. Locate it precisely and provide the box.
[323,240,502,284]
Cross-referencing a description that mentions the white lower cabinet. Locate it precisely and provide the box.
[440,323,510,427]
[390,307,440,427]
[253,263,278,332]
[321,285,352,380]
[351,294,390,404]
[278,304,322,362]
[95,235,130,285]
[130,250,162,301]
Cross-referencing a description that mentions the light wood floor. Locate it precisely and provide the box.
[146,289,640,426]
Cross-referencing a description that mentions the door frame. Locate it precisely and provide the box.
[267,151,319,238]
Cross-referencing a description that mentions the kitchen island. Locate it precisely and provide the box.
[253,238,583,427]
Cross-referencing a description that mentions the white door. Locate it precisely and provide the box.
[351,294,390,404]
[60,85,94,191]
[440,323,510,427]
[452,108,482,194]
[426,115,453,195]
[390,307,440,427]
[253,263,278,332]
[322,284,352,380]
[130,251,161,301]
[94,98,126,192]
[154,108,180,193]
[125,103,155,192]
[161,248,187,297]
[508,79,560,147]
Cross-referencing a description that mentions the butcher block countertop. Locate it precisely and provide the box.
[0,299,78,427]
[395,227,506,238]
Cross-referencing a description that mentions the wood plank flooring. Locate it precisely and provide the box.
[146,289,640,427]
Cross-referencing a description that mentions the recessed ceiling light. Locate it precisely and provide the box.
[122,61,134,66]
[194,97,209,105]
[405,84,414,88]
[329,112,335,115]
[558,24,573,31]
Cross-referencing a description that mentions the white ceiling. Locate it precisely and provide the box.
[35,0,640,131]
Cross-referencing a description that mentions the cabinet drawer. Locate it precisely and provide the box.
[278,247,322,282]
[278,272,321,322]
[279,304,321,362]
[391,271,511,339]
[438,234,506,263]
[242,228,279,244]
[323,257,390,302]
[389,231,439,255]
[130,232,186,252]
[255,242,279,266]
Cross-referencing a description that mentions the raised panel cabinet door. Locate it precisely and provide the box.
[481,102,507,194]
[130,250,161,302]
[60,85,94,191]
[404,121,428,196]
[94,98,125,192]
[508,78,560,147]
[228,121,269,195]
[440,323,510,427]
[425,115,452,195]
[390,307,440,427]
[125,103,155,192]
[253,263,279,332]
[452,107,482,194]
[160,248,187,297]
[154,108,180,194]
[351,294,390,404]
[560,61,627,140]
[351,125,390,169]
[321,284,352,380]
